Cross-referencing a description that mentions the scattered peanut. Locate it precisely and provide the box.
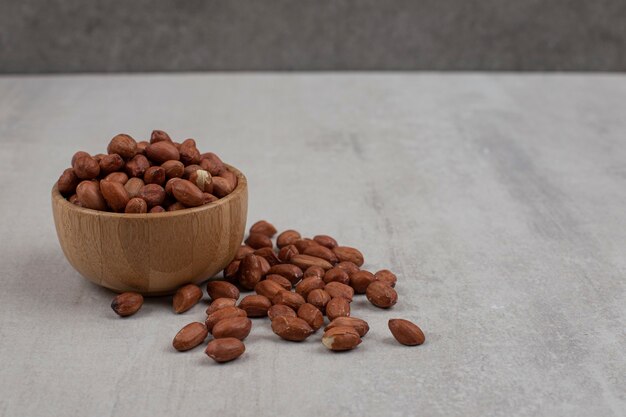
[107,219,426,364]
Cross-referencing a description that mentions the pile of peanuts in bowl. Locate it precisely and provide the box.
[57,130,236,213]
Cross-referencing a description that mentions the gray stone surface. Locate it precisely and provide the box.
[0,73,625,417]
[1,0,626,73]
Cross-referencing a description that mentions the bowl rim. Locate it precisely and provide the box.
[52,164,247,218]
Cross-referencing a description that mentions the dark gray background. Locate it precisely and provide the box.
[1,0,625,73]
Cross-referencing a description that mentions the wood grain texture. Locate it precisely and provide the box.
[51,166,247,295]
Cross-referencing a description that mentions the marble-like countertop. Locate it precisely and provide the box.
[0,73,624,417]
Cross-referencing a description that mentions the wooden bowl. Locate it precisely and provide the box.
[51,166,247,295]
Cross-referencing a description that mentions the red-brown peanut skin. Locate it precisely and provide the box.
[107,134,137,159]
[324,282,354,302]
[206,298,237,315]
[325,317,370,337]
[207,281,240,301]
[235,245,255,260]
[172,179,204,207]
[100,180,130,212]
[212,176,235,198]
[267,264,303,285]
[254,247,281,267]
[375,269,398,287]
[306,289,331,312]
[256,253,270,276]
[239,254,263,290]
[276,230,301,248]
[179,138,201,165]
[162,160,184,179]
[172,284,203,314]
[332,246,364,267]
[271,316,314,342]
[111,292,143,317]
[200,152,226,176]
[211,316,252,340]
[73,156,101,180]
[202,191,218,204]
[278,245,299,263]
[99,153,124,175]
[272,291,306,311]
[303,245,338,264]
[172,322,208,351]
[326,297,350,321]
[297,303,324,331]
[249,220,277,237]
[366,281,398,308]
[138,184,166,208]
[124,177,144,198]
[76,180,107,211]
[295,277,325,298]
[294,239,319,253]
[71,151,90,166]
[388,319,425,346]
[303,265,325,279]
[57,168,79,196]
[268,304,297,320]
[290,254,333,271]
[124,197,147,213]
[205,338,245,363]
[222,260,241,283]
[145,141,180,163]
[255,280,286,299]
[150,130,171,144]
[322,326,361,351]
[313,235,338,249]
[245,233,273,249]
[183,164,202,179]
[349,270,375,294]
[105,172,129,184]
[125,154,150,178]
[144,166,166,185]
[266,274,293,290]
[336,261,360,277]
[239,295,272,317]
[323,267,350,285]
[205,306,247,333]
[136,141,149,155]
